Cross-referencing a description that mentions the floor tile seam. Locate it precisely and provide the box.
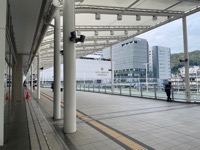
[25,100,38,150]
[28,99,52,150]
[35,93,76,150]
[90,104,200,122]
[76,110,155,150]
[85,104,186,117]
[26,100,44,150]
[30,98,64,150]
[41,91,154,150]
[162,128,200,141]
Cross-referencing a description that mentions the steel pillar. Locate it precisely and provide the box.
[53,5,61,119]
[31,65,33,92]
[110,46,114,93]
[63,0,76,133]
[37,51,41,100]
[182,17,191,102]
[0,0,7,145]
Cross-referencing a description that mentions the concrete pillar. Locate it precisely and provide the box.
[8,52,12,101]
[12,60,15,102]
[0,0,7,145]
[37,51,40,100]
[53,6,61,119]
[63,0,76,133]
[31,65,33,92]
[110,46,114,93]
[182,17,191,102]
[13,54,23,101]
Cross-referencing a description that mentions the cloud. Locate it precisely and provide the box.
[137,12,200,54]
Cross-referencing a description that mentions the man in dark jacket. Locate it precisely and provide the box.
[51,82,54,92]
[165,81,172,102]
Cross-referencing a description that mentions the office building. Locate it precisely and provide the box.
[150,46,171,84]
[102,37,149,79]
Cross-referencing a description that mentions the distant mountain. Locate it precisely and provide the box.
[171,50,200,74]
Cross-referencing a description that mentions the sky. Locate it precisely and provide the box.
[138,11,200,54]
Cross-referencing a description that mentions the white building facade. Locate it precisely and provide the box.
[43,58,111,83]
[150,46,171,84]
[102,37,149,78]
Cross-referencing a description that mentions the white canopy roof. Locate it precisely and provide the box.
[32,0,200,73]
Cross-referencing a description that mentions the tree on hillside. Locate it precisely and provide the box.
[171,50,200,74]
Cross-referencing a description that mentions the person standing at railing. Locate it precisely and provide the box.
[165,81,172,102]
[51,82,54,92]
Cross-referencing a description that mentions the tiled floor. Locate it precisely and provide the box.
[2,88,200,150]
[39,89,200,150]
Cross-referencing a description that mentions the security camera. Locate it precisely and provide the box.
[179,59,188,62]
[69,31,77,42]
[75,35,86,43]
[78,35,85,43]
[60,50,63,55]
[69,31,85,43]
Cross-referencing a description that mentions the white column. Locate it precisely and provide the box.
[110,46,114,93]
[63,0,76,133]
[31,65,33,92]
[182,17,191,102]
[197,72,198,94]
[26,74,29,89]
[53,6,61,119]
[0,0,7,145]
[145,63,149,92]
[37,51,41,100]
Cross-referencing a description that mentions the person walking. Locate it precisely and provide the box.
[165,81,172,102]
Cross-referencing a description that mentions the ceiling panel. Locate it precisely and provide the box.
[33,0,200,71]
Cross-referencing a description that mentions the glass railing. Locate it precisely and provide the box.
[76,82,200,103]
[39,79,200,103]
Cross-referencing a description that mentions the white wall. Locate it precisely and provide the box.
[43,59,111,81]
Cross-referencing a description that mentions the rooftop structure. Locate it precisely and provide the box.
[1,0,200,147]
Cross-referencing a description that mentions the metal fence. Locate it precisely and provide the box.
[76,81,200,103]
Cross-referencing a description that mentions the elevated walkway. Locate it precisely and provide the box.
[1,88,200,150]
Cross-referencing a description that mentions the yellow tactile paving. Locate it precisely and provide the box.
[40,92,149,150]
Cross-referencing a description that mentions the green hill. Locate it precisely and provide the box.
[171,50,200,74]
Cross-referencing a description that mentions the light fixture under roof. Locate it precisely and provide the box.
[95,13,101,20]
[136,15,141,21]
[153,15,157,21]
[95,30,98,36]
[167,16,173,20]
[124,30,128,36]
[110,30,114,35]
[117,14,122,21]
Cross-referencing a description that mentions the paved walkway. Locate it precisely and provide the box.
[40,89,200,150]
[1,88,200,150]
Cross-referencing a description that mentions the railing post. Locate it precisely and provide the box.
[154,85,157,99]
[93,84,94,92]
[84,84,85,91]
[120,86,122,95]
[105,85,106,93]
[129,86,131,96]
[99,84,100,93]
[88,84,89,91]
[140,86,143,97]
[171,88,174,101]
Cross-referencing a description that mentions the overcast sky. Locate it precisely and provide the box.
[137,12,200,54]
